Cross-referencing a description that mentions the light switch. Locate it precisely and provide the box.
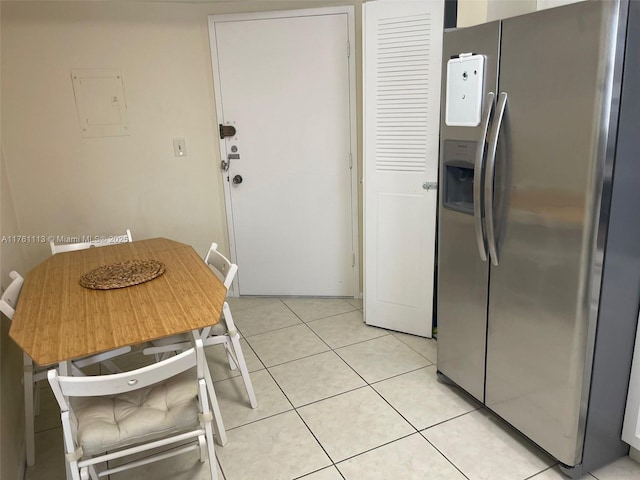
[173,138,187,157]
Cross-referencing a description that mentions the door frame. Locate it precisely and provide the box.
[208,7,359,297]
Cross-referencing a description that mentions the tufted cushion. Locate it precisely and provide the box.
[72,370,200,456]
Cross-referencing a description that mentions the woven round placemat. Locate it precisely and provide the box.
[79,259,166,290]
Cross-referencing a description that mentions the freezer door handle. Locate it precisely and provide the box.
[485,92,508,266]
[473,91,495,262]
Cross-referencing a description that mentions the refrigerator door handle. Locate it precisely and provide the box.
[485,92,508,266]
[473,91,495,262]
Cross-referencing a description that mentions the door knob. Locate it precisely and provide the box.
[233,175,243,184]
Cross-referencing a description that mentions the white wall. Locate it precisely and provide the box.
[458,0,585,27]
[487,0,537,21]
[2,1,223,269]
[1,148,28,480]
[1,0,363,273]
[537,0,585,11]
[457,0,489,27]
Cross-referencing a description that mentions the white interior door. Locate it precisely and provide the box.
[209,9,358,297]
[363,0,444,337]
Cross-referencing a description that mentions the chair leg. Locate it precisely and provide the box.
[197,435,207,463]
[67,461,81,480]
[80,466,90,480]
[198,371,219,480]
[65,460,76,480]
[204,421,219,480]
[34,383,41,416]
[88,464,99,480]
[23,359,36,466]
[99,359,121,374]
[228,335,258,409]
[224,344,238,371]
[203,365,227,446]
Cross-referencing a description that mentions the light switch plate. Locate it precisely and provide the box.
[173,138,187,157]
[445,54,485,127]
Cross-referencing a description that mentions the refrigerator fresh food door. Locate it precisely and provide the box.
[437,22,500,402]
[485,0,624,466]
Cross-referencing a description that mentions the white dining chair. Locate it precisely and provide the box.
[49,229,133,254]
[0,271,131,467]
[48,339,218,480]
[143,242,258,410]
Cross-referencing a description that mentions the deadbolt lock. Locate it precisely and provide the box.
[219,124,237,139]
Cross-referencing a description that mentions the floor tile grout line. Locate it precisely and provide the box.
[290,407,342,474]
[217,456,227,480]
[297,320,334,353]
[329,431,419,466]
[390,331,438,363]
[237,319,303,339]
[331,342,432,388]
[522,464,560,480]
[284,383,369,410]
[223,406,297,433]
[367,364,436,387]
[239,302,362,340]
[257,357,339,474]
[329,345,372,386]
[419,432,472,480]
[320,326,391,351]
[299,306,361,324]
[256,347,333,369]
[277,297,306,323]
[225,297,285,316]
[33,424,64,435]
[419,407,557,479]
[366,379,423,434]
[291,465,345,480]
[279,297,360,324]
[417,407,483,433]
[290,383,373,410]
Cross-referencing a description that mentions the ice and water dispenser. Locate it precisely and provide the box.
[442,140,478,214]
[442,53,485,215]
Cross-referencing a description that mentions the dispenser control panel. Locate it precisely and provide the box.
[445,54,485,127]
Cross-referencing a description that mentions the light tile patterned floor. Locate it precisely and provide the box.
[25,297,640,480]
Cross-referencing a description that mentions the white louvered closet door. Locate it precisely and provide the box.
[363,0,444,337]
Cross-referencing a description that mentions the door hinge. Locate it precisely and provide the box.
[347,41,351,58]
[352,253,356,267]
[349,153,353,169]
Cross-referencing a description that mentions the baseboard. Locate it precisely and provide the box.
[630,447,640,463]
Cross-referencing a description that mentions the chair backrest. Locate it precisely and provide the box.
[0,271,24,320]
[49,338,206,411]
[50,229,133,255]
[204,242,238,289]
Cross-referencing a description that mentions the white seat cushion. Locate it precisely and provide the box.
[72,370,200,456]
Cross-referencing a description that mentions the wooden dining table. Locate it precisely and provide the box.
[9,238,227,366]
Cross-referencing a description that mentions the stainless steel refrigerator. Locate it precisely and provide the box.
[437,0,640,476]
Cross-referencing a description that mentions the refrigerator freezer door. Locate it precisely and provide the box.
[485,1,622,466]
[437,22,500,402]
